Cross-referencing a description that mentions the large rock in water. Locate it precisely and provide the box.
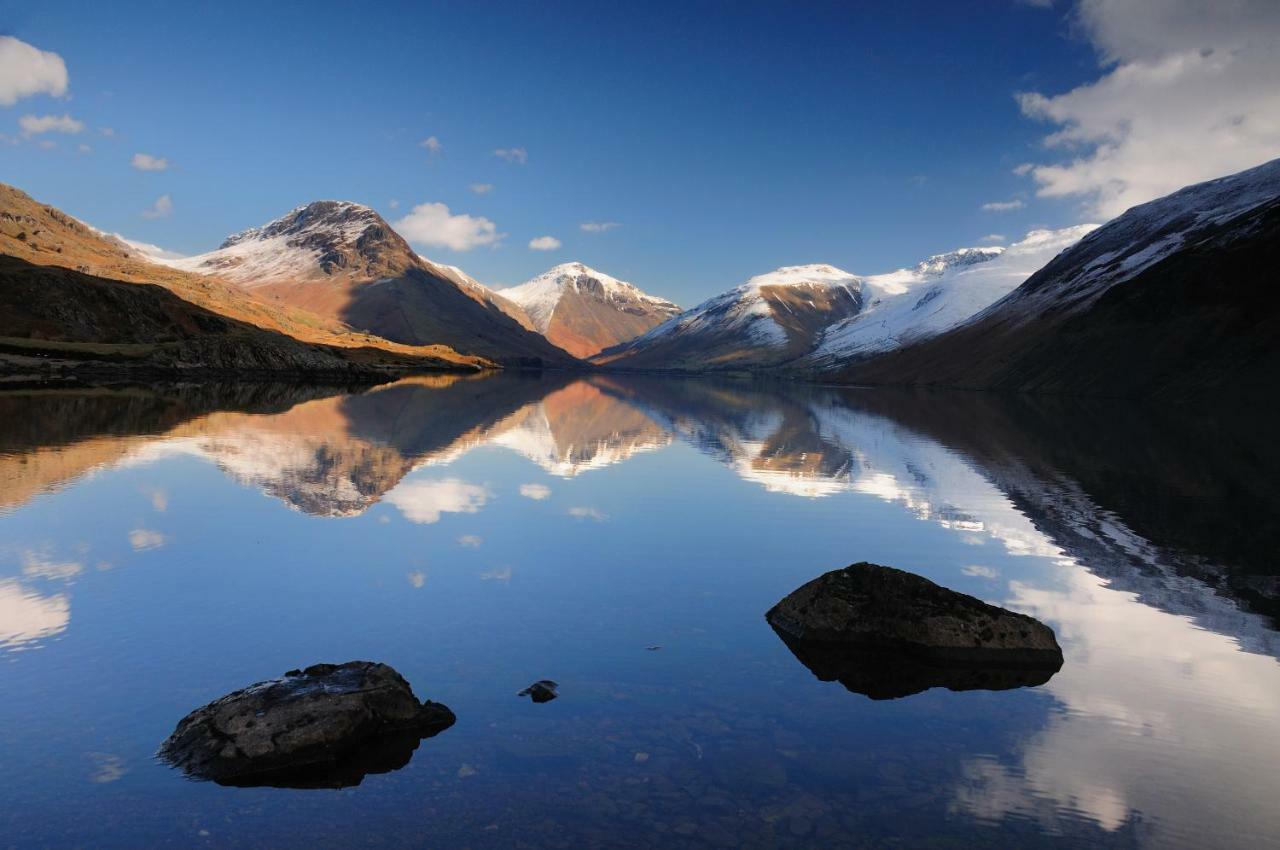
[158,661,455,788]
[767,563,1063,699]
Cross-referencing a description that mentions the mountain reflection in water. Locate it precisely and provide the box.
[0,374,1277,848]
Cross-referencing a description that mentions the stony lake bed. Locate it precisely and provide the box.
[1,374,1277,849]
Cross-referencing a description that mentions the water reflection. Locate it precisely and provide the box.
[0,375,1277,846]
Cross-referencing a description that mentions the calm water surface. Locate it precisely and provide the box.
[0,375,1276,849]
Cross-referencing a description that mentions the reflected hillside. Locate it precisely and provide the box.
[2,375,1276,655]
[607,378,1280,657]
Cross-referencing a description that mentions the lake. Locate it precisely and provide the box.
[1,374,1277,849]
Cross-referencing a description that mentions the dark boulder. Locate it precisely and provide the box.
[158,661,455,788]
[518,680,559,703]
[767,563,1063,699]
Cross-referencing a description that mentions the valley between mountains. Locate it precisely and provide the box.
[3,156,1278,400]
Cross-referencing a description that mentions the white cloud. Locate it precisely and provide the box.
[19,113,82,136]
[528,235,561,251]
[0,579,69,650]
[419,135,442,154]
[76,143,91,154]
[493,147,528,164]
[979,233,1007,243]
[385,478,490,524]
[387,198,399,209]
[129,528,167,551]
[580,221,620,233]
[131,152,169,172]
[469,183,495,194]
[394,202,503,251]
[99,127,115,137]
[568,506,607,521]
[0,36,68,106]
[141,194,173,220]
[407,570,426,588]
[458,534,483,548]
[982,199,1024,212]
[1016,0,1280,218]
[520,483,551,500]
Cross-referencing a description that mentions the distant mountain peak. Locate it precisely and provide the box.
[911,246,1003,277]
[220,200,384,250]
[499,262,681,358]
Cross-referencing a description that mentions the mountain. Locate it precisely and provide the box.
[838,158,1280,399]
[803,234,1092,368]
[499,262,681,358]
[594,264,864,370]
[164,201,574,366]
[0,185,486,377]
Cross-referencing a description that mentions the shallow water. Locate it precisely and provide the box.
[0,374,1276,849]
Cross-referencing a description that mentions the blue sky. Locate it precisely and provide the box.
[2,1,1277,304]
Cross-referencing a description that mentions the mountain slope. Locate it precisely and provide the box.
[0,185,486,376]
[0,256,480,377]
[595,264,864,370]
[499,262,681,358]
[166,202,575,366]
[804,235,1092,367]
[838,158,1280,399]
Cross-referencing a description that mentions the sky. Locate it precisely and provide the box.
[2,0,1278,305]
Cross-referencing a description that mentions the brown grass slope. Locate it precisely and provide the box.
[0,256,483,377]
[0,184,488,372]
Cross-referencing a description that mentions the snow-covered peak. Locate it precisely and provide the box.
[165,200,409,287]
[808,225,1096,364]
[743,263,861,292]
[911,246,1004,277]
[500,262,678,332]
[219,200,381,249]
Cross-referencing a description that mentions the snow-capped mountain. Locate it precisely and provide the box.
[595,264,864,370]
[499,262,681,358]
[840,157,1280,397]
[805,232,1093,366]
[161,201,572,365]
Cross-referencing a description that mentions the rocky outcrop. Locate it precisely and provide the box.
[158,662,455,788]
[767,563,1062,698]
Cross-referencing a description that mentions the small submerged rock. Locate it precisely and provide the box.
[518,680,559,703]
[157,661,455,788]
[767,563,1063,699]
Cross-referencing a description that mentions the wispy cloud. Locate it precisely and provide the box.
[0,36,68,106]
[981,199,1024,212]
[394,202,503,251]
[19,113,82,137]
[529,235,561,251]
[979,233,1006,243]
[961,564,1000,579]
[458,534,483,548]
[519,483,551,500]
[568,506,607,522]
[131,152,169,172]
[419,135,442,155]
[493,147,528,164]
[580,221,620,233]
[469,183,495,195]
[141,194,173,220]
